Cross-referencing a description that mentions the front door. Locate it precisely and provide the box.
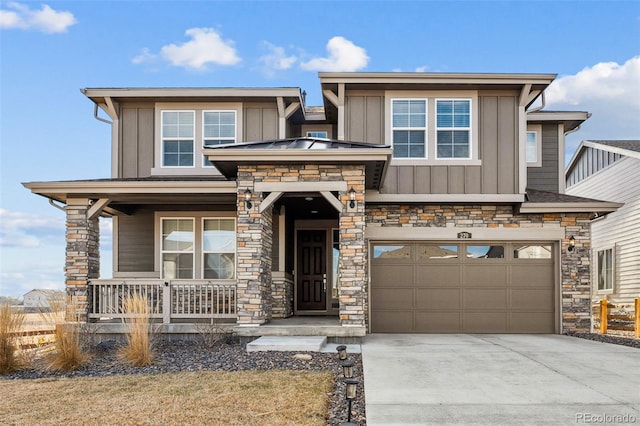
[297,229,327,311]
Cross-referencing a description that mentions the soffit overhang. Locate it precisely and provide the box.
[527,111,590,133]
[205,138,393,190]
[22,179,237,210]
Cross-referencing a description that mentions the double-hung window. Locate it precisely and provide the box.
[436,99,471,159]
[526,125,542,167]
[202,218,236,279]
[392,99,427,158]
[161,218,195,279]
[160,215,236,280]
[162,111,195,167]
[203,111,236,166]
[597,248,614,291]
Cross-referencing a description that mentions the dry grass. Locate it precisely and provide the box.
[39,295,88,372]
[119,293,154,366]
[0,370,333,425]
[0,303,25,374]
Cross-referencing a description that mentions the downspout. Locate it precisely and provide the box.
[527,90,546,113]
[49,199,66,211]
[93,103,113,125]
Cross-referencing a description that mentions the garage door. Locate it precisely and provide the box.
[370,242,556,333]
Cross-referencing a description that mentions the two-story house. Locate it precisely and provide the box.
[24,72,621,337]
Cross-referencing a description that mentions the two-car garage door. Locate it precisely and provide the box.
[370,242,556,333]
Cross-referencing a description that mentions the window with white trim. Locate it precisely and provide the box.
[526,125,542,167]
[202,218,236,279]
[436,99,471,159]
[161,218,195,279]
[203,111,236,166]
[597,248,613,291]
[306,131,328,138]
[160,215,236,280]
[162,111,195,167]
[391,99,427,158]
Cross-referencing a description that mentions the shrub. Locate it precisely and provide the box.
[0,302,25,374]
[119,293,154,367]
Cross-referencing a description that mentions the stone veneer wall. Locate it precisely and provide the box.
[65,199,100,322]
[271,272,294,318]
[237,164,367,327]
[365,204,592,332]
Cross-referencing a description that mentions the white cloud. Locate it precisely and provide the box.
[545,56,640,162]
[415,66,429,73]
[257,41,297,76]
[0,2,77,33]
[0,208,64,248]
[132,47,158,65]
[300,36,369,72]
[159,27,240,70]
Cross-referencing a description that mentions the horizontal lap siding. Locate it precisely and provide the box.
[117,210,155,273]
[567,157,640,305]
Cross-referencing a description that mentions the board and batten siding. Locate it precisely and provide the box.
[566,156,640,306]
[526,124,559,192]
[355,94,519,195]
[117,102,279,178]
[116,210,155,273]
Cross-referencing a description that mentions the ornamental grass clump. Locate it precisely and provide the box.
[119,293,154,367]
[0,302,25,374]
[42,295,88,372]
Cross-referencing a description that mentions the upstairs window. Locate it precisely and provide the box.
[392,99,427,158]
[526,125,542,167]
[306,131,328,138]
[162,111,195,167]
[203,111,236,166]
[436,99,471,159]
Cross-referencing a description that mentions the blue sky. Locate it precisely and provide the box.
[1,0,639,298]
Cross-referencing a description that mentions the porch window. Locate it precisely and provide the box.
[436,99,471,159]
[203,218,236,279]
[162,111,195,167]
[162,218,194,279]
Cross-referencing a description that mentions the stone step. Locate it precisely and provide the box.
[246,335,328,352]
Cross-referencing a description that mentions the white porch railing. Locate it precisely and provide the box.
[88,279,236,323]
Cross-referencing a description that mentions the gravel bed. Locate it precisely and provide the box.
[565,332,640,349]
[2,339,366,425]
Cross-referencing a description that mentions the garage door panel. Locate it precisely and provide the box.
[463,289,507,309]
[371,265,413,286]
[416,288,461,309]
[463,265,507,286]
[371,241,556,334]
[416,265,460,285]
[511,289,554,310]
[463,312,508,333]
[510,313,555,333]
[512,265,553,286]
[371,311,412,333]
[415,312,461,332]
[371,288,413,310]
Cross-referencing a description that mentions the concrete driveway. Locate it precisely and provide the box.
[362,334,640,425]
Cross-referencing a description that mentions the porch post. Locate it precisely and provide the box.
[65,198,100,322]
[236,168,273,325]
[339,165,367,327]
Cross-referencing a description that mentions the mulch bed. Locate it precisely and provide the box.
[565,332,640,349]
[2,339,366,425]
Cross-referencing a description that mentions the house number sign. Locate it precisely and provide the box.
[457,232,472,239]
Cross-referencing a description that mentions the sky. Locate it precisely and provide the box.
[0,0,639,298]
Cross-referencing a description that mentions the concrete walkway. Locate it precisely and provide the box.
[362,334,640,425]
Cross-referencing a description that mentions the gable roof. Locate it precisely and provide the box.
[205,137,393,190]
[565,140,640,176]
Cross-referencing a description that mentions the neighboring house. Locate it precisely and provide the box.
[565,140,640,326]
[24,72,621,337]
[23,289,64,312]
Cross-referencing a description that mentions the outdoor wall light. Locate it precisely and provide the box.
[344,378,359,423]
[341,360,354,378]
[336,345,347,360]
[568,235,576,252]
[244,188,253,210]
[348,187,356,209]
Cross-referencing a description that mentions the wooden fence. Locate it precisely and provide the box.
[593,298,640,338]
